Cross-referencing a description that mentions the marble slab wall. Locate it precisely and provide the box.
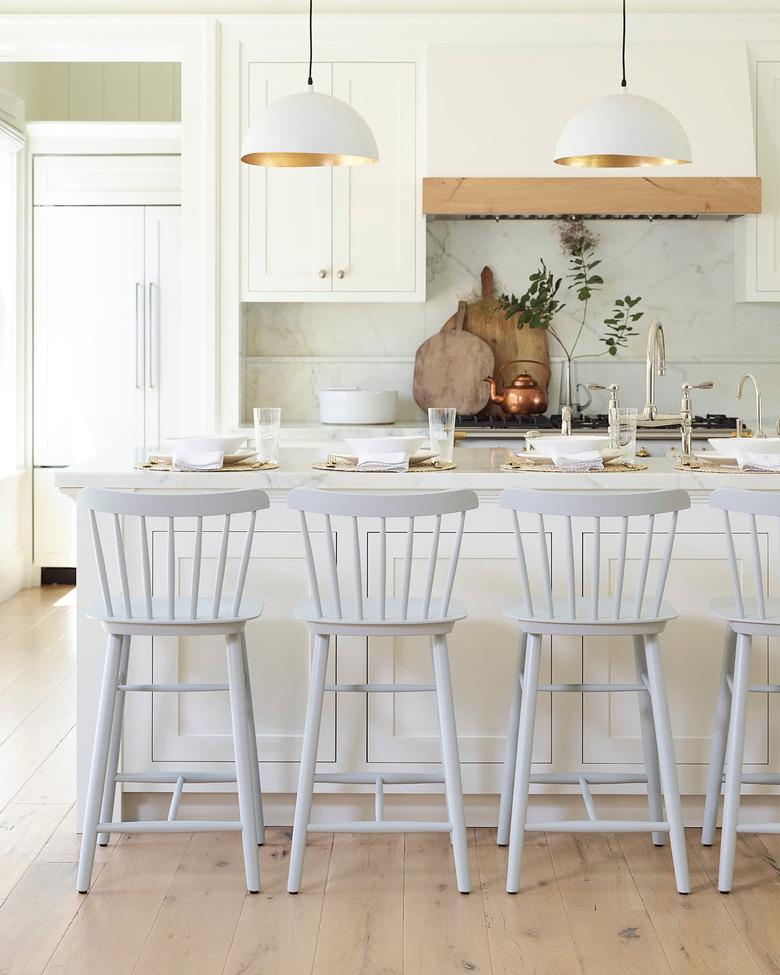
[242,219,780,426]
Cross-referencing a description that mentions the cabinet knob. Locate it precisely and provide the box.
[336,269,345,280]
[318,268,327,279]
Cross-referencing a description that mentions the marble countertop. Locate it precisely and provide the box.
[54,447,780,493]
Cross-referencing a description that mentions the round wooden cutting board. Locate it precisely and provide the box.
[464,266,551,411]
[413,300,495,414]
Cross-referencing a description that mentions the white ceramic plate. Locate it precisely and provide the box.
[345,435,427,456]
[165,435,247,455]
[708,437,780,456]
[530,435,611,459]
[515,447,624,465]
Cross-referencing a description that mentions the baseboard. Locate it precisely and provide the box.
[122,791,780,830]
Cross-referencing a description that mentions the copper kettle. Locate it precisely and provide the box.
[484,360,551,415]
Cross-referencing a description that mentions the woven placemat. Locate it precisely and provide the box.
[135,460,279,472]
[676,459,779,474]
[500,460,648,473]
[312,460,456,473]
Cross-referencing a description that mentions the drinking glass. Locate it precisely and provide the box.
[428,407,456,463]
[611,408,638,460]
[253,407,281,464]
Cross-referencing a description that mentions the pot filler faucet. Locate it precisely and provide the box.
[637,319,714,458]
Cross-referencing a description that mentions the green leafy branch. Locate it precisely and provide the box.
[602,295,643,357]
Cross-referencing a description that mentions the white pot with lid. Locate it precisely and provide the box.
[318,387,398,425]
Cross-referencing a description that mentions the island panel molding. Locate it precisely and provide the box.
[422,177,762,217]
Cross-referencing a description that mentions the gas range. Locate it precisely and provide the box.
[455,412,742,440]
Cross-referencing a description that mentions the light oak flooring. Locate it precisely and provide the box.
[1,585,780,974]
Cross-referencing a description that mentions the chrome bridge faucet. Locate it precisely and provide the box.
[737,373,765,438]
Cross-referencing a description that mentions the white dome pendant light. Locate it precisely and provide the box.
[240,0,378,167]
[554,0,691,168]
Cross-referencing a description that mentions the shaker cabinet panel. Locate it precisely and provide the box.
[243,62,333,295]
[754,61,780,295]
[332,62,417,294]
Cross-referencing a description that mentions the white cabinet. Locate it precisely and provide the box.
[738,58,780,300]
[33,468,76,568]
[240,57,422,301]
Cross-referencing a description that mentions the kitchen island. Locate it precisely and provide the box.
[58,447,780,829]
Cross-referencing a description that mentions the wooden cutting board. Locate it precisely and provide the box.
[464,266,551,411]
[413,300,494,414]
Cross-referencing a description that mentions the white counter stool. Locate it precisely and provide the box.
[286,488,479,895]
[497,488,691,895]
[76,488,269,895]
[701,488,780,892]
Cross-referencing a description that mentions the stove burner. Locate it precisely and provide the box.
[456,411,741,431]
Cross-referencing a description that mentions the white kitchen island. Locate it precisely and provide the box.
[57,447,780,829]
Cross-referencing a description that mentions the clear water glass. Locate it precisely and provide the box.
[611,407,638,460]
[253,407,281,464]
[428,407,456,463]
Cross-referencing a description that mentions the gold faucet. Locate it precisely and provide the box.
[737,373,765,438]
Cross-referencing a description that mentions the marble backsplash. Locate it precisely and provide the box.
[242,219,780,427]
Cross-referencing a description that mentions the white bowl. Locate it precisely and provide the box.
[531,435,611,459]
[708,437,780,456]
[345,435,427,456]
[319,388,398,425]
[165,435,246,455]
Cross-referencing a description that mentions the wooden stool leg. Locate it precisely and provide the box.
[506,633,541,894]
[288,633,330,894]
[497,632,526,847]
[432,634,470,894]
[719,633,751,893]
[226,633,260,893]
[644,634,690,895]
[633,635,664,846]
[77,634,123,893]
[702,627,737,846]
[240,632,265,846]
[97,635,131,847]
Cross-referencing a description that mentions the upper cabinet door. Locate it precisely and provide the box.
[754,61,780,295]
[243,62,333,296]
[144,206,181,448]
[33,205,146,465]
[331,62,417,295]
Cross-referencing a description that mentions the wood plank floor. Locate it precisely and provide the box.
[1,585,779,974]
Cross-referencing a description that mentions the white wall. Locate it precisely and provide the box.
[0,62,180,121]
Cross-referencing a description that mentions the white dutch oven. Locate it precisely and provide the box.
[318,387,398,425]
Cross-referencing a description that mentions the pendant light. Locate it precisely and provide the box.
[240,0,378,167]
[554,0,691,168]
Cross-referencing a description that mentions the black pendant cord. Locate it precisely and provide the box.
[621,0,627,88]
[307,0,314,87]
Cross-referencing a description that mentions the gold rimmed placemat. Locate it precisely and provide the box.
[500,460,648,473]
[135,460,279,472]
[675,459,779,474]
[312,459,456,473]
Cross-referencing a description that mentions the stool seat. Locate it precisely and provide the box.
[87,596,265,627]
[294,596,467,628]
[709,596,780,627]
[504,598,678,634]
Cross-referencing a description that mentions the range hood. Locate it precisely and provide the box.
[422,177,761,220]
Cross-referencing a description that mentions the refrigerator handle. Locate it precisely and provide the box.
[148,282,158,389]
[135,282,144,389]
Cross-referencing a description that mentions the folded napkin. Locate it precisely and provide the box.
[736,452,780,472]
[172,450,224,471]
[355,451,409,473]
[553,450,605,472]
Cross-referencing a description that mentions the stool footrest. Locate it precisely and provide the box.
[524,820,670,833]
[96,820,243,833]
[307,820,452,833]
[736,823,780,834]
[748,685,780,693]
[324,683,435,693]
[117,683,229,693]
[532,682,646,693]
[530,772,648,785]
[736,772,780,785]
[314,772,444,785]
[115,771,237,784]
